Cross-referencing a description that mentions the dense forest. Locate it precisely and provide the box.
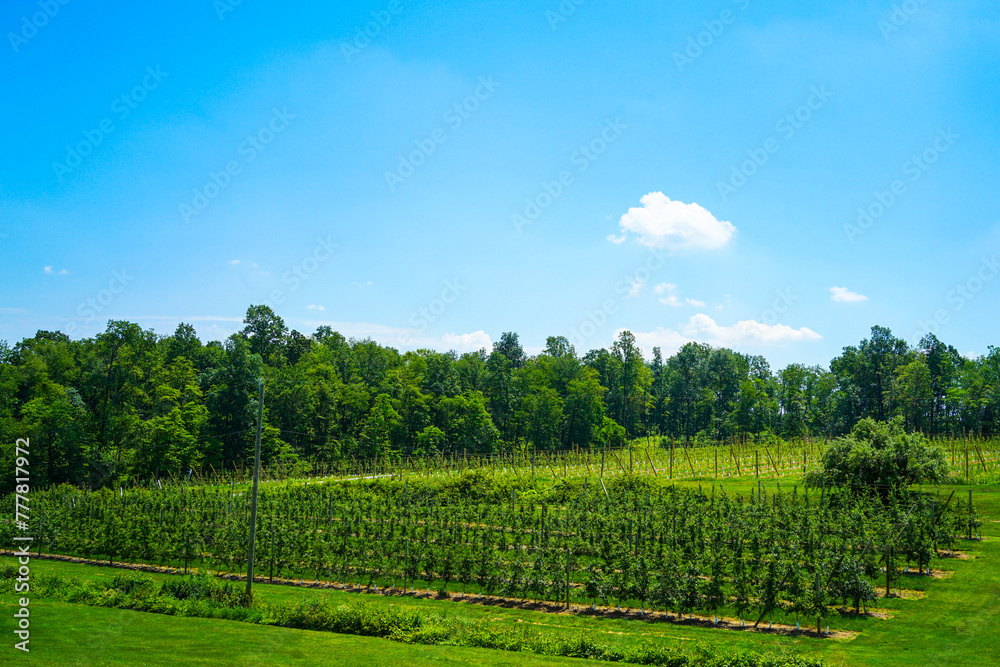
[1,304,998,491]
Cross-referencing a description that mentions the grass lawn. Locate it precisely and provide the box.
[0,594,612,666]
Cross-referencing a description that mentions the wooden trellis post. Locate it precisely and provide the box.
[974,444,988,473]
[645,448,658,477]
[969,489,974,540]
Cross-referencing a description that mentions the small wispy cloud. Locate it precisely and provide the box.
[43,266,68,275]
[629,278,645,298]
[829,286,868,303]
[654,283,703,307]
[656,283,681,306]
[307,304,325,311]
[230,260,261,269]
[653,282,674,294]
[606,234,626,245]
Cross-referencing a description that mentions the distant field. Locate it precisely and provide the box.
[154,436,1000,489]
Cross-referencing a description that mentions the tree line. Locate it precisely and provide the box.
[1,304,998,490]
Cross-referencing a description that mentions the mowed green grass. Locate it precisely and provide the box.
[0,593,611,666]
[3,480,999,665]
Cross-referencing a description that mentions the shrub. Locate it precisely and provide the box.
[807,417,947,492]
[439,470,496,501]
[598,418,627,449]
[162,573,243,607]
[607,473,653,497]
[281,599,422,637]
[110,573,156,597]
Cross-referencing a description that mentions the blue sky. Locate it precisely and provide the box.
[2,0,998,369]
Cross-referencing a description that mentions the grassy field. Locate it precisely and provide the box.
[3,478,998,665]
[0,594,613,666]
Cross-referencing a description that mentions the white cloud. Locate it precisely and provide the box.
[627,327,692,352]
[654,282,675,294]
[43,266,52,274]
[306,304,325,311]
[606,234,626,245]
[714,294,732,310]
[125,317,498,352]
[626,314,821,355]
[202,323,241,342]
[654,283,704,307]
[629,278,645,298]
[829,286,868,302]
[442,330,491,352]
[43,266,68,275]
[128,315,245,323]
[228,259,240,265]
[616,192,736,252]
[656,283,681,306]
[680,314,822,347]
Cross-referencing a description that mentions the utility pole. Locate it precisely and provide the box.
[244,378,264,604]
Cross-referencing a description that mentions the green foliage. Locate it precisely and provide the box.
[162,572,243,607]
[4,317,1000,494]
[4,472,971,633]
[809,417,948,491]
[415,425,447,455]
[599,417,627,448]
[110,572,157,597]
[17,568,826,667]
[606,472,653,496]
